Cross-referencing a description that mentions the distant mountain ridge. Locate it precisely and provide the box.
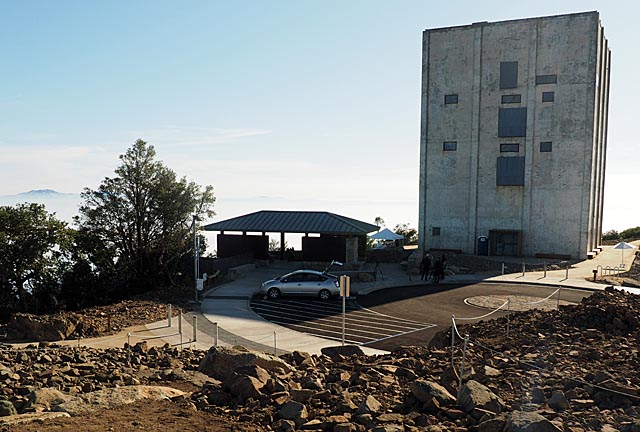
[15,189,78,197]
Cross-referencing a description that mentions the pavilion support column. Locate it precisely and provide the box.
[345,237,358,264]
[280,232,285,260]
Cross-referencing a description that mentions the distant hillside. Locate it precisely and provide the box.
[0,190,82,223]
[15,189,78,198]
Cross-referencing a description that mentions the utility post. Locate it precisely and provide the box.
[193,214,201,303]
[339,275,351,346]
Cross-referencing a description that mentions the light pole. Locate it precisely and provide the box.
[193,214,201,302]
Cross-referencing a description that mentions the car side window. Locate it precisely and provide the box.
[304,274,325,282]
[286,274,304,282]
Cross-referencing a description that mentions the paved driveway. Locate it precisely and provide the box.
[250,297,436,346]
[251,282,592,351]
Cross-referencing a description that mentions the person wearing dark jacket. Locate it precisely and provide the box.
[420,253,432,281]
[433,257,443,284]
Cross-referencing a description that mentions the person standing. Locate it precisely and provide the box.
[433,256,443,284]
[420,253,432,281]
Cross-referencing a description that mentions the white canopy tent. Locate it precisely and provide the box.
[369,228,404,241]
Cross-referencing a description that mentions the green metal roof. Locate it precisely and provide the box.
[203,210,378,235]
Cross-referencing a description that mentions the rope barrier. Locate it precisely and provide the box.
[451,316,464,340]
[455,300,510,321]
[515,289,560,306]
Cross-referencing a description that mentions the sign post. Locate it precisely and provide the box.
[339,275,350,346]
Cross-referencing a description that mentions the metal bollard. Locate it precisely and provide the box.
[450,315,455,368]
[127,332,131,365]
[522,263,525,277]
[507,298,511,337]
[168,304,172,327]
[214,322,218,347]
[457,335,469,399]
[273,331,277,356]
[565,263,569,279]
[178,308,183,335]
[192,316,197,342]
[556,286,561,309]
[501,263,505,275]
[544,263,547,278]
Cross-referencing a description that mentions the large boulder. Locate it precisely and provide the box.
[320,345,365,361]
[0,400,17,417]
[24,388,70,413]
[457,380,506,420]
[279,400,308,427]
[0,412,70,426]
[223,365,271,401]
[53,385,184,416]
[506,410,563,432]
[410,380,456,406]
[6,313,80,342]
[198,346,293,381]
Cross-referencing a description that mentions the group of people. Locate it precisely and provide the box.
[420,252,447,284]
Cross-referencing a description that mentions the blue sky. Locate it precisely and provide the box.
[0,1,637,234]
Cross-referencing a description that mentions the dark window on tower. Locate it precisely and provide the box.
[540,141,553,152]
[542,91,555,102]
[432,227,441,236]
[498,107,527,137]
[500,61,518,89]
[500,143,520,152]
[443,141,457,151]
[496,156,525,186]
[501,94,521,104]
[444,94,458,104]
[536,74,557,85]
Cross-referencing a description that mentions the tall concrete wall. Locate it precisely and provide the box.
[419,12,610,259]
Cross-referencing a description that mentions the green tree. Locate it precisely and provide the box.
[374,216,385,228]
[394,223,418,245]
[76,140,215,293]
[602,229,620,241]
[269,238,289,252]
[0,203,70,315]
[620,227,640,240]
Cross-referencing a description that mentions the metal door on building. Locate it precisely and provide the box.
[488,230,522,256]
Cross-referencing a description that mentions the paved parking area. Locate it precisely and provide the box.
[249,298,436,346]
[250,283,593,351]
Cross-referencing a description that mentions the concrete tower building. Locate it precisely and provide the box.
[418,11,611,259]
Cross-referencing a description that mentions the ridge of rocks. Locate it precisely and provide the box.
[0,287,639,431]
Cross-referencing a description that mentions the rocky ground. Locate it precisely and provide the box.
[0,287,638,431]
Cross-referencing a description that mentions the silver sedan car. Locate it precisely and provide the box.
[259,270,340,300]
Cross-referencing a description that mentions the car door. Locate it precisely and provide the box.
[301,273,325,296]
[283,273,305,295]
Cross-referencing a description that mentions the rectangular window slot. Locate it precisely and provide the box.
[542,91,555,102]
[500,61,518,89]
[540,141,552,152]
[496,156,525,186]
[536,74,557,85]
[443,141,457,151]
[444,94,458,104]
[498,107,527,137]
[500,143,520,152]
[501,94,521,104]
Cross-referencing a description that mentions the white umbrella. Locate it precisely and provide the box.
[613,241,635,268]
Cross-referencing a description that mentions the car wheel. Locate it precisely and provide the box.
[318,289,331,300]
[267,288,281,299]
